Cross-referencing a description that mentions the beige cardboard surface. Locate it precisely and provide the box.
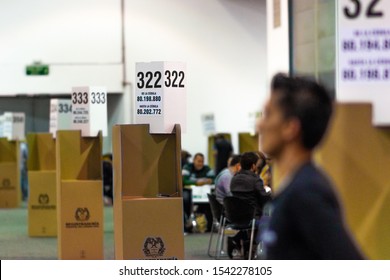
[27,133,56,171]
[57,180,103,260]
[0,138,18,163]
[113,124,183,260]
[28,171,57,236]
[317,103,390,259]
[0,162,20,208]
[121,197,184,260]
[238,133,259,153]
[56,130,103,260]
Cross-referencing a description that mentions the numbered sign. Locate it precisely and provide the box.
[49,99,72,138]
[337,0,390,125]
[2,112,25,141]
[71,87,108,137]
[135,62,186,133]
[0,115,4,138]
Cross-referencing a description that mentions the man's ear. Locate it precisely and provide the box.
[282,118,301,142]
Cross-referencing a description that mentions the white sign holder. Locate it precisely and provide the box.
[2,112,25,141]
[50,99,72,138]
[71,86,108,137]
[337,0,390,125]
[135,61,187,134]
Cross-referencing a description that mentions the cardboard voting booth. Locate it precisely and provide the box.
[0,138,21,208]
[27,133,57,236]
[238,133,259,153]
[113,124,184,260]
[56,130,103,260]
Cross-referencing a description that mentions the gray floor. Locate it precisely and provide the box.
[0,202,228,260]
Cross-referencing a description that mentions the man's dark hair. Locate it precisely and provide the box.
[193,153,204,160]
[229,154,241,167]
[240,152,260,170]
[271,73,333,150]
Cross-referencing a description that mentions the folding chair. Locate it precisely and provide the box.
[222,196,257,260]
[207,193,225,258]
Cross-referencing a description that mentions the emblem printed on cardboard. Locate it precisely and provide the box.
[31,193,56,210]
[65,207,99,229]
[0,178,14,190]
[143,237,166,258]
[75,208,90,222]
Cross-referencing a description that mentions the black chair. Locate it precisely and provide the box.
[207,193,225,258]
[222,196,257,260]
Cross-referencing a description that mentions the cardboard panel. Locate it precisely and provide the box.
[121,197,184,260]
[113,124,181,197]
[238,133,259,153]
[27,133,56,171]
[0,138,17,162]
[28,171,57,236]
[317,103,390,259]
[56,130,102,180]
[113,124,184,260]
[57,180,103,260]
[0,162,20,208]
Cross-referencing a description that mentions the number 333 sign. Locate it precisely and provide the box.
[135,61,187,134]
[71,86,108,137]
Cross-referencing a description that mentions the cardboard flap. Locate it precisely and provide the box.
[113,124,181,197]
[27,133,56,171]
[0,138,18,163]
[56,130,102,180]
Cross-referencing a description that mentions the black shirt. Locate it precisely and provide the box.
[214,138,233,175]
[264,162,363,260]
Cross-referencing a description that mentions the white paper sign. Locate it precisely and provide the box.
[49,99,72,137]
[201,113,216,136]
[0,115,4,138]
[337,0,390,125]
[71,86,107,137]
[135,61,187,134]
[2,112,25,141]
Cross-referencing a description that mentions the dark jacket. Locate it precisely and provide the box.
[230,169,271,217]
[265,162,364,260]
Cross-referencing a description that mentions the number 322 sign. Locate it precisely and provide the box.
[135,61,187,134]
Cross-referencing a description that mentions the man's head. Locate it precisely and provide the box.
[240,152,260,172]
[259,73,333,158]
[193,153,205,171]
[228,154,241,174]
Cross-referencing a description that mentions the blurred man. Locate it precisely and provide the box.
[258,73,363,259]
[213,134,233,175]
[214,154,241,205]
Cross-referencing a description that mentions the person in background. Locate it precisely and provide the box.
[181,150,191,168]
[20,141,28,201]
[213,134,233,176]
[182,153,215,232]
[214,154,241,205]
[102,154,113,206]
[228,151,272,259]
[258,73,363,259]
[256,151,272,192]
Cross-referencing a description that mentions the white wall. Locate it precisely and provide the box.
[125,0,268,160]
[0,0,268,159]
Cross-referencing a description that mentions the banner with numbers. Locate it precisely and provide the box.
[337,0,390,125]
[135,62,186,134]
[71,87,108,137]
[2,112,25,141]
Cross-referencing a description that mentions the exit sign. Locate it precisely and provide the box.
[26,63,49,76]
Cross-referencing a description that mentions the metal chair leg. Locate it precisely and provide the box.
[216,217,226,259]
[248,218,256,260]
[207,222,216,257]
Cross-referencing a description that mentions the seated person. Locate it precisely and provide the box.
[182,153,215,232]
[228,151,272,258]
[214,154,241,205]
[230,151,271,217]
